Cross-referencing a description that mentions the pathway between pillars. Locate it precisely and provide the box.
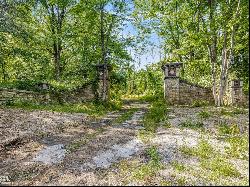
[0,100,150,186]
[0,102,248,185]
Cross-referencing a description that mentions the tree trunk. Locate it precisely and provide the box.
[1,59,6,81]
[218,32,228,106]
[49,4,65,81]
[100,4,107,101]
[208,0,218,105]
[217,0,240,106]
[99,3,109,102]
[53,41,60,80]
[208,40,218,105]
[100,4,105,66]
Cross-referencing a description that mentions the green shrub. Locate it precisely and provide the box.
[143,99,168,132]
[138,130,155,143]
[132,146,163,180]
[171,161,186,172]
[219,108,233,116]
[232,108,246,115]
[198,110,211,119]
[146,146,161,164]
[191,100,209,107]
[4,100,121,116]
[180,139,215,159]
[225,134,249,160]
[180,120,204,130]
[201,156,241,178]
[218,123,240,136]
[195,139,215,159]
[4,99,14,106]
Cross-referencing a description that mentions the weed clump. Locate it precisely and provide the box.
[143,98,168,132]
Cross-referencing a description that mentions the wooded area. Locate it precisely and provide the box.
[0,0,249,186]
[0,0,248,105]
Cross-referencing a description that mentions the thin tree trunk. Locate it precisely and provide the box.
[144,75,147,93]
[218,32,228,106]
[208,41,218,105]
[208,0,218,105]
[1,59,6,81]
[53,41,60,80]
[50,5,59,80]
[49,4,65,81]
[211,44,218,105]
[100,4,105,65]
[99,3,109,101]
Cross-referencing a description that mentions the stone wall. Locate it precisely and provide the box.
[57,85,95,104]
[179,80,214,105]
[0,85,95,105]
[164,78,214,105]
[164,77,248,106]
[0,88,50,104]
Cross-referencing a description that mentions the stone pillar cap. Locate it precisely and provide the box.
[95,64,112,70]
[161,62,183,70]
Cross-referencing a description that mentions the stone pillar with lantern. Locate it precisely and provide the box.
[162,62,183,105]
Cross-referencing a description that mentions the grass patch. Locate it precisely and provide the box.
[219,108,234,116]
[201,156,241,178]
[180,139,215,159]
[175,177,188,186]
[115,159,167,185]
[217,122,249,160]
[218,107,247,117]
[191,100,209,107]
[180,139,242,182]
[225,134,249,160]
[112,108,137,125]
[232,107,247,115]
[160,181,172,186]
[198,110,211,119]
[195,139,216,159]
[218,123,240,137]
[138,130,155,144]
[163,121,172,128]
[132,146,164,181]
[3,100,122,117]
[146,146,162,163]
[143,98,168,132]
[179,145,196,157]
[132,164,156,180]
[171,161,186,172]
[180,120,204,130]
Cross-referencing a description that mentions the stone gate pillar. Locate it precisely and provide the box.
[162,62,183,105]
[95,64,111,101]
[230,79,243,106]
